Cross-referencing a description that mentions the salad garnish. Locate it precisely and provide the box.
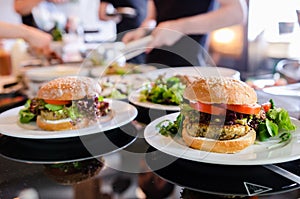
[139,75,186,105]
[156,99,297,144]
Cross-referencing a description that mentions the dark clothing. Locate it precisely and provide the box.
[146,0,216,67]
[102,0,147,35]
[102,0,147,64]
[21,13,39,29]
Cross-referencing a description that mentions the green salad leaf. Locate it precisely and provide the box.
[140,75,186,105]
[257,100,296,142]
[19,99,36,123]
[45,104,63,111]
[156,114,184,137]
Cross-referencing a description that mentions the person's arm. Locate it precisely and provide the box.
[122,0,157,43]
[0,22,52,55]
[14,0,70,15]
[14,0,43,16]
[174,0,247,35]
[147,0,247,52]
[98,1,121,23]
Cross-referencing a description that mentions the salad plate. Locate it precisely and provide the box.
[128,87,180,111]
[0,123,137,164]
[262,83,300,97]
[143,66,241,80]
[144,112,300,165]
[98,74,149,99]
[90,63,156,77]
[0,100,137,139]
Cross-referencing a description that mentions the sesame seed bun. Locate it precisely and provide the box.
[37,76,102,101]
[183,77,257,105]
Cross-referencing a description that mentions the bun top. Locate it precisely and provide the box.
[183,76,257,105]
[37,76,102,100]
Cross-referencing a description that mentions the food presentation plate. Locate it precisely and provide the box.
[0,100,137,139]
[144,112,300,166]
[262,83,300,97]
[0,122,138,164]
[90,64,156,78]
[143,66,241,80]
[128,88,180,111]
[145,147,300,196]
[24,65,89,82]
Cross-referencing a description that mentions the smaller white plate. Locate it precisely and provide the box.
[128,88,180,111]
[144,112,300,165]
[0,100,137,139]
[262,83,300,97]
[143,66,240,81]
[24,65,89,82]
[90,64,156,78]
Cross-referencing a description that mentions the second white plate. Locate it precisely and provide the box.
[128,88,180,111]
[0,100,137,139]
[144,112,300,165]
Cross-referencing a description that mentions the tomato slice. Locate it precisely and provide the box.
[44,99,71,105]
[261,102,271,112]
[226,103,261,115]
[190,101,261,115]
[190,101,226,115]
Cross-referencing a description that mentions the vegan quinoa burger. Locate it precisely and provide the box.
[19,76,111,131]
[181,77,260,153]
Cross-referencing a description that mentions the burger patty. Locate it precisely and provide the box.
[40,110,69,120]
[185,122,251,140]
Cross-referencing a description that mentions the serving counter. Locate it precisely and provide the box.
[1,62,300,199]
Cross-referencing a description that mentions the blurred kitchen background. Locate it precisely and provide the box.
[1,0,300,81]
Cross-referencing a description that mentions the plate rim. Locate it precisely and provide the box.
[128,87,180,111]
[144,112,300,166]
[143,66,241,80]
[262,83,300,97]
[90,64,157,77]
[0,100,137,139]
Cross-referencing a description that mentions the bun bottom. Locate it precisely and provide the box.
[182,127,256,154]
[36,111,114,131]
[36,116,90,131]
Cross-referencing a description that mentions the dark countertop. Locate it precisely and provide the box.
[1,87,300,199]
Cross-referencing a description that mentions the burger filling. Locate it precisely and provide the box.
[19,95,110,125]
[180,102,261,140]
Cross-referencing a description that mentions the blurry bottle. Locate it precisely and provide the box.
[0,42,12,76]
[10,39,28,76]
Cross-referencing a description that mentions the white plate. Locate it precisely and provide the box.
[128,87,180,111]
[24,65,89,82]
[143,66,240,80]
[90,64,156,78]
[144,112,300,165]
[0,100,137,139]
[262,83,300,97]
[98,73,151,99]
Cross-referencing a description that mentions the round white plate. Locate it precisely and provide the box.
[128,87,180,111]
[24,65,89,82]
[0,100,137,139]
[144,112,300,165]
[143,66,240,80]
[90,64,156,78]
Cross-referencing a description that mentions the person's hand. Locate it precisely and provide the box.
[24,26,52,56]
[146,20,184,53]
[122,27,149,44]
[98,2,121,23]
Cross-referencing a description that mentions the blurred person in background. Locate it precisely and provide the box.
[98,0,147,64]
[0,21,52,56]
[122,0,247,68]
[14,0,71,30]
